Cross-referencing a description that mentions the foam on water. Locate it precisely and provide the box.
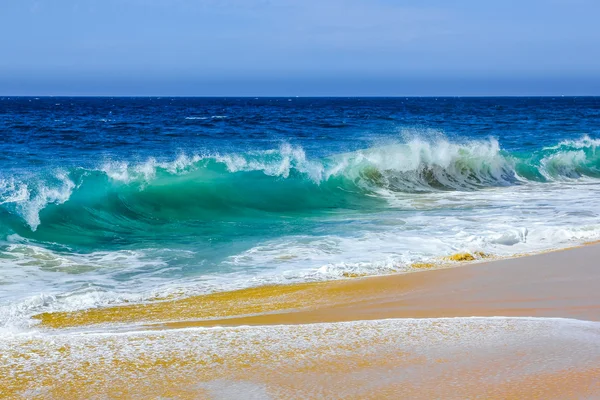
[0,172,75,231]
[2,317,600,398]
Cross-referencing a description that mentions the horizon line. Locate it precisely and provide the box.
[2,94,599,98]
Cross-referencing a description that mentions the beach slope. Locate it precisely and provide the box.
[3,244,600,399]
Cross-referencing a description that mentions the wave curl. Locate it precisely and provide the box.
[0,136,599,235]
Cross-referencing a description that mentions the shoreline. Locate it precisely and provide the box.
[4,243,600,399]
[34,242,600,331]
[160,241,600,329]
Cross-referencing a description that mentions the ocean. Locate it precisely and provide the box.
[1,96,600,331]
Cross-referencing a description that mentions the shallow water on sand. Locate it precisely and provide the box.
[2,317,600,399]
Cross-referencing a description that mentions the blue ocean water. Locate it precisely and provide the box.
[1,96,600,329]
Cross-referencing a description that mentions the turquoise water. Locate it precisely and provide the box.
[1,97,600,330]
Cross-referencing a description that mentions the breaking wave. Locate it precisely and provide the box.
[0,136,599,235]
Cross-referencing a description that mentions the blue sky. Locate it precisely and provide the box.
[1,0,599,95]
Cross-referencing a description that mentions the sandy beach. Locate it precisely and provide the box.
[34,244,600,330]
[1,244,599,399]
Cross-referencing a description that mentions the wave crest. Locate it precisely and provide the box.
[0,136,599,233]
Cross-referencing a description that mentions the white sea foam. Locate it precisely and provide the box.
[215,143,326,182]
[0,172,75,230]
[2,317,600,398]
[89,135,600,194]
[542,134,600,150]
[0,243,172,332]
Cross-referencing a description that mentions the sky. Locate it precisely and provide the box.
[1,0,600,96]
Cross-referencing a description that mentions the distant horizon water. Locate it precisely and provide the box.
[2,95,600,98]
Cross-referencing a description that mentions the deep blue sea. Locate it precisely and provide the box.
[2,96,600,330]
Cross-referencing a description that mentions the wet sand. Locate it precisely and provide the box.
[181,242,600,328]
[36,244,600,330]
[4,244,600,399]
[4,317,600,399]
